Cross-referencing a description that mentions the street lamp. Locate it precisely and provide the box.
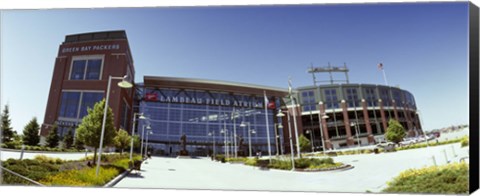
[208,131,216,158]
[140,124,151,158]
[350,122,361,152]
[274,123,282,156]
[220,129,228,158]
[277,124,284,155]
[144,130,153,164]
[240,121,256,157]
[305,130,314,153]
[96,75,132,177]
[130,113,146,161]
[277,109,295,171]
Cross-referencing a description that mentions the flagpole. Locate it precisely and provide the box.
[288,77,301,158]
[382,69,388,85]
[233,107,237,158]
[379,63,388,85]
[264,90,272,162]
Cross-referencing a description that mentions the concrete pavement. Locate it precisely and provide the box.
[114,141,469,193]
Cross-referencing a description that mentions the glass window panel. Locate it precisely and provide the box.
[70,60,86,80]
[59,92,81,118]
[79,92,103,118]
[85,59,102,80]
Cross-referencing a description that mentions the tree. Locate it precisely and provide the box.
[299,134,311,153]
[1,105,14,143]
[133,135,141,151]
[73,134,85,150]
[46,124,60,148]
[23,117,40,146]
[75,99,116,164]
[113,129,131,154]
[385,119,406,144]
[63,128,74,149]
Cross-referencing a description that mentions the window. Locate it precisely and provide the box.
[59,92,81,118]
[345,88,359,108]
[364,88,377,107]
[58,91,103,119]
[70,56,103,80]
[324,89,339,109]
[380,89,391,106]
[79,92,103,118]
[301,90,316,111]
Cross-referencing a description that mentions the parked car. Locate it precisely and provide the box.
[376,141,396,152]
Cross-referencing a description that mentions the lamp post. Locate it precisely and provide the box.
[277,109,295,171]
[208,131,216,158]
[274,123,282,156]
[130,113,146,161]
[240,121,257,157]
[277,124,284,155]
[96,75,132,177]
[350,122,361,153]
[140,124,151,159]
[305,130,314,153]
[144,130,153,164]
[220,129,228,158]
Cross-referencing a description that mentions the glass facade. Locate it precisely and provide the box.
[138,88,277,155]
[57,91,103,136]
[70,58,102,80]
[364,88,377,107]
[301,90,316,111]
[345,88,359,108]
[324,89,339,109]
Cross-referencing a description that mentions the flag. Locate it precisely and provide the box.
[263,91,276,109]
[378,63,384,70]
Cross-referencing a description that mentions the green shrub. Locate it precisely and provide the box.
[460,136,469,147]
[1,158,60,184]
[34,155,65,164]
[244,158,258,166]
[225,157,247,163]
[268,159,292,170]
[383,162,468,194]
[40,166,120,186]
[214,154,226,162]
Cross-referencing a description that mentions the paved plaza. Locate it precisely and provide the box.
[0,129,470,193]
[114,131,469,193]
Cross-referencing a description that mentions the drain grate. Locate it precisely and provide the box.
[168,169,176,171]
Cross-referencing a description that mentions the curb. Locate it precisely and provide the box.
[104,169,132,187]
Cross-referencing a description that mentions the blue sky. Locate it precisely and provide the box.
[0,2,470,133]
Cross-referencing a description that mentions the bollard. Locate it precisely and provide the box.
[451,145,457,157]
[443,149,449,164]
[85,149,88,160]
[432,155,437,166]
[19,144,25,160]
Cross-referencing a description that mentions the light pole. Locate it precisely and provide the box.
[277,109,295,171]
[96,75,132,177]
[144,130,153,164]
[240,121,257,157]
[350,122,361,153]
[305,130,314,153]
[208,131,216,158]
[220,129,228,158]
[140,124,151,159]
[274,123,282,156]
[130,113,146,161]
